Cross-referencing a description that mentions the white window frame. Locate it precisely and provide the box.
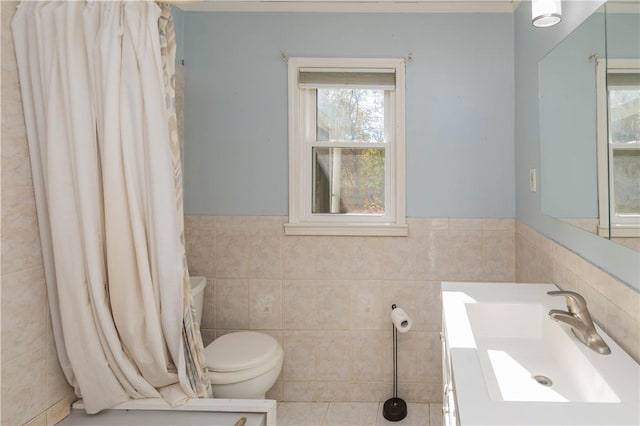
[285,57,407,236]
[596,58,640,238]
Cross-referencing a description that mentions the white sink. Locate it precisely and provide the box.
[466,303,619,403]
[442,282,640,426]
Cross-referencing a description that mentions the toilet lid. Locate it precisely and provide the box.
[204,332,280,372]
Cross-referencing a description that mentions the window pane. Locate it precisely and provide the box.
[612,149,640,215]
[312,147,385,214]
[608,79,639,144]
[316,89,384,142]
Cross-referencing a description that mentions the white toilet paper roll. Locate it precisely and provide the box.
[390,307,412,333]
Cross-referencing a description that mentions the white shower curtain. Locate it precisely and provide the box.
[11,1,210,413]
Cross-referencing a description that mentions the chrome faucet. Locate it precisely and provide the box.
[547,290,611,355]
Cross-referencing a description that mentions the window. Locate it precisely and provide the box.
[596,59,640,237]
[285,58,407,236]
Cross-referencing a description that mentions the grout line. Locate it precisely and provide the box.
[375,401,382,425]
[320,401,330,425]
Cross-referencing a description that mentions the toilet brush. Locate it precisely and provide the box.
[383,304,411,422]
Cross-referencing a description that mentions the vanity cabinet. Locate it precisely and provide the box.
[441,324,459,426]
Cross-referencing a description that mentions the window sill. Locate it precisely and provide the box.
[598,225,640,238]
[284,222,408,236]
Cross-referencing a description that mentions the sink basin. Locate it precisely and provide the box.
[442,282,640,426]
[465,303,619,403]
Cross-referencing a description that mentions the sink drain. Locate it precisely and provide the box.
[532,374,553,387]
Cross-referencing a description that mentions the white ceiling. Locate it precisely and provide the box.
[172,0,521,13]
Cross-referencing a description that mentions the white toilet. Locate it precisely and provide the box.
[190,276,283,399]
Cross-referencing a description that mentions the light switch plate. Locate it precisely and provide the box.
[529,168,537,192]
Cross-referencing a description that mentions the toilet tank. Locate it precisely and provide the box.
[189,276,208,325]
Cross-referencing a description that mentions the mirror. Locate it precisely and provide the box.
[539,1,640,251]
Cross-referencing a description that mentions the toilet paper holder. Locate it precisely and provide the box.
[383,304,411,422]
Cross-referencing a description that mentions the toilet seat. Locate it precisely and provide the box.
[203,332,283,385]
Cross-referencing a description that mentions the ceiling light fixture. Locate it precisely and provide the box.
[532,0,562,28]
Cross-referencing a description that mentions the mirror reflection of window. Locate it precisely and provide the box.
[608,73,640,144]
[596,59,640,242]
[608,71,640,218]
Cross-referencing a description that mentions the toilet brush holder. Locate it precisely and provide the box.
[383,304,410,422]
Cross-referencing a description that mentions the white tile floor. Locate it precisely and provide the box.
[58,401,443,426]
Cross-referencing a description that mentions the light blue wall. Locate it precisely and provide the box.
[182,12,515,217]
[539,12,605,218]
[514,1,640,288]
[171,5,184,63]
[607,12,640,59]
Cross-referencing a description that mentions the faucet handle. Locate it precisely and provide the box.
[547,290,587,314]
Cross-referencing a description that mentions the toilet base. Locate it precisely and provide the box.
[212,380,268,399]
[210,362,281,399]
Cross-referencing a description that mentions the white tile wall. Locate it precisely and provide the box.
[187,216,640,404]
[185,216,517,403]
